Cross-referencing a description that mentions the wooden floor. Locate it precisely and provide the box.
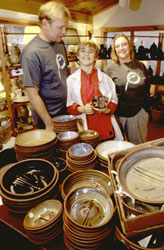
[147,119,164,142]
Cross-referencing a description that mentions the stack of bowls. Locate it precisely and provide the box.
[61,169,113,200]
[52,115,78,134]
[63,187,114,250]
[79,130,99,148]
[96,140,135,168]
[66,143,97,172]
[23,199,63,245]
[0,159,59,213]
[57,131,80,157]
[14,129,58,161]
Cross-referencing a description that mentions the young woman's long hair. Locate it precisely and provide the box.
[111,34,135,63]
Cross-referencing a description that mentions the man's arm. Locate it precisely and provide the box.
[25,87,53,131]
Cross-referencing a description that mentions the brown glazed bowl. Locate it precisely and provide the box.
[69,143,94,161]
[61,169,113,200]
[64,187,114,229]
[0,158,58,199]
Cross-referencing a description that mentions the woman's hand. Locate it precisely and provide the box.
[77,102,94,115]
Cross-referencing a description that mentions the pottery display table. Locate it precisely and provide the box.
[0,205,67,250]
[1,137,164,250]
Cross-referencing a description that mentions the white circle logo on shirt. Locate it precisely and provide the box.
[127,72,140,84]
[56,54,66,79]
[125,71,140,91]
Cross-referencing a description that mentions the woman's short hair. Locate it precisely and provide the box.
[111,34,134,63]
[77,39,100,57]
[38,1,70,24]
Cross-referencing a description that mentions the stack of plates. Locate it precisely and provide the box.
[0,159,59,213]
[63,187,114,250]
[61,169,113,200]
[14,129,58,161]
[79,130,99,148]
[66,143,97,172]
[23,199,63,245]
[52,115,78,134]
[96,140,135,168]
[57,131,80,157]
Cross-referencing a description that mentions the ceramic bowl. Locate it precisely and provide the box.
[64,187,114,229]
[66,149,97,172]
[15,129,57,148]
[79,130,99,139]
[79,130,99,148]
[61,169,113,200]
[58,131,79,141]
[0,169,59,214]
[52,115,78,134]
[58,131,80,152]
[0,158,58,199]
[96,140,135,168]
[14,130,58,161]
[52,115,76,123]
[23,199,63,230]
[69,143,94,160]
[23,199,63,245]
[96,140,135,161]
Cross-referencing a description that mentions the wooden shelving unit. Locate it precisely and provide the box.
[0,26,13,120]
[0,26,36,136]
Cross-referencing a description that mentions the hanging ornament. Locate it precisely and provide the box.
[128,0,143,11]
[119,0,128,8]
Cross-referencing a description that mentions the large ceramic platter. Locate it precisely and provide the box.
[117,147,164,204]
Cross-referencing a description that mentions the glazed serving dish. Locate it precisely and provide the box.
[117,146,164,204]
